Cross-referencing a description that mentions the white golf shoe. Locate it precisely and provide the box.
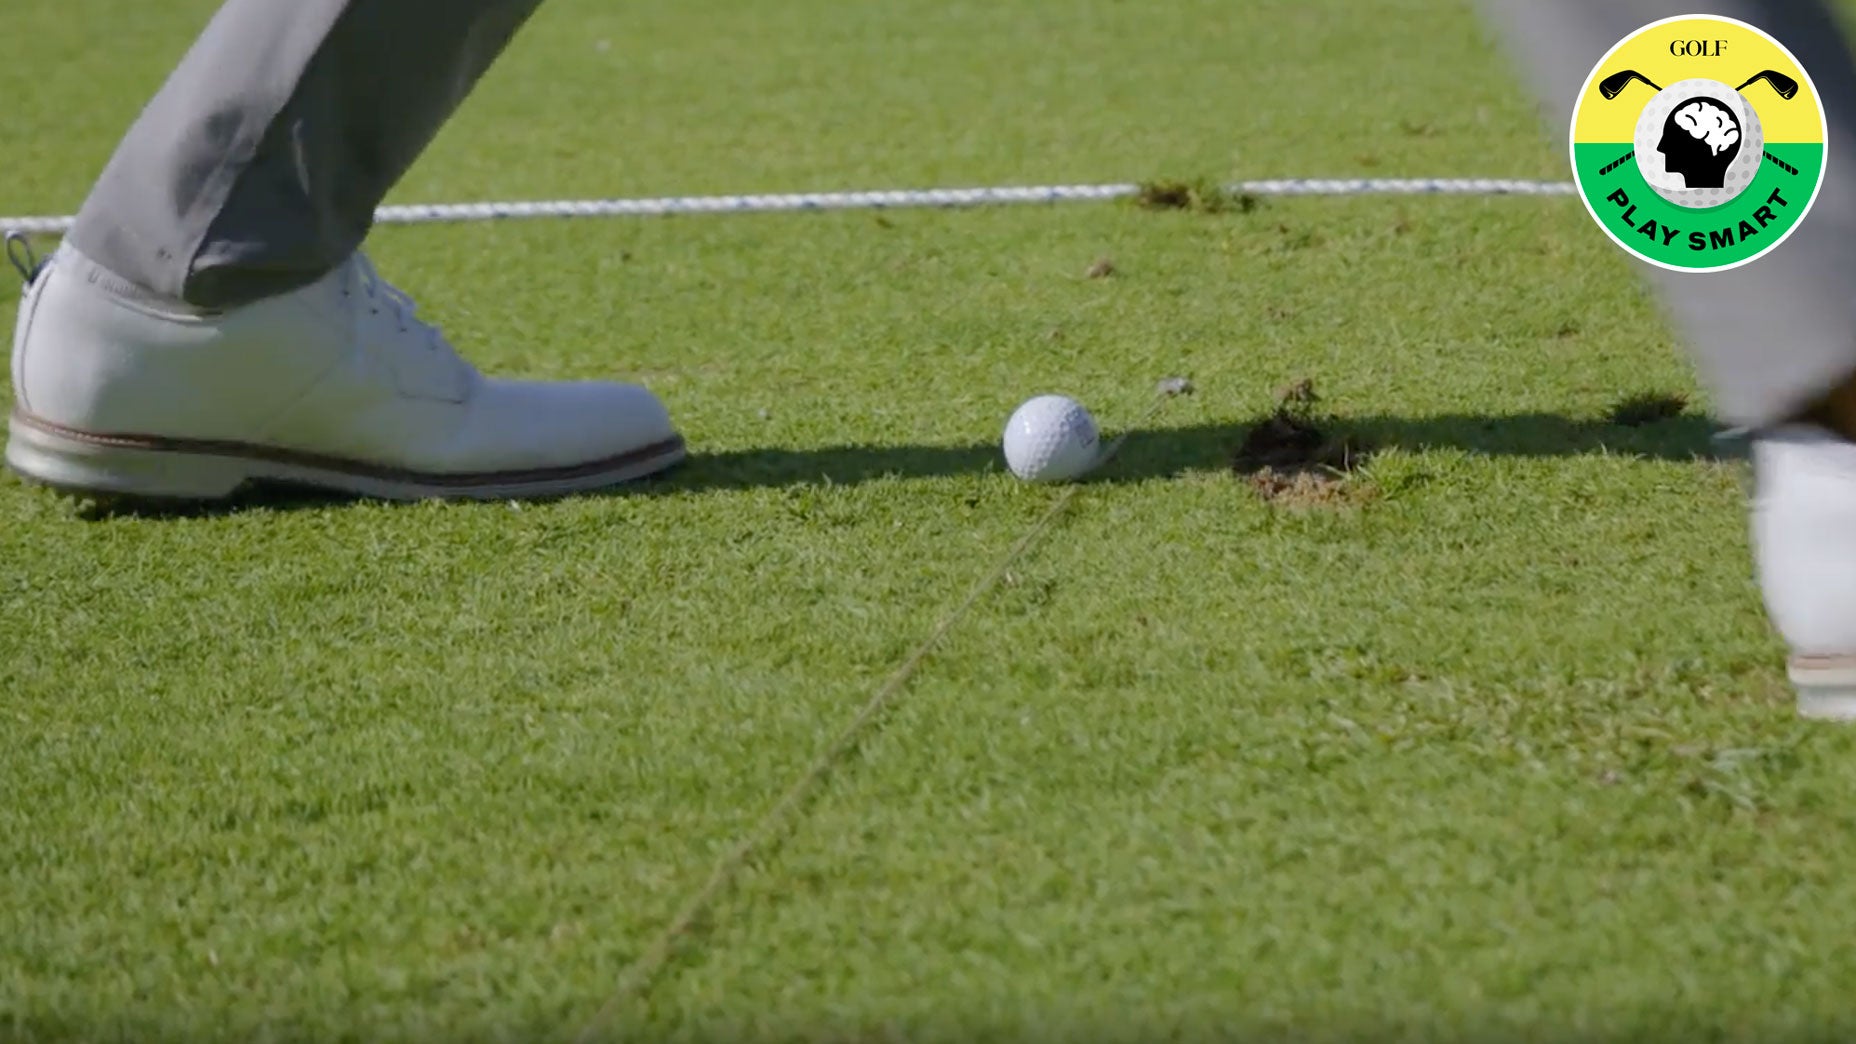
[1753,424,1856,720]
[6,242,684,503]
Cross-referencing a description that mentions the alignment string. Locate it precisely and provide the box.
[569,378,1194,1044]
[0,179,1576,236]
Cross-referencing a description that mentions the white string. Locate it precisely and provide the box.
[0,178,1576,236]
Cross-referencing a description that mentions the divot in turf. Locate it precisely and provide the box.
[1230,379,1374,507]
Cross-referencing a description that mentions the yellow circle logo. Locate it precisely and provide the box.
[1570,15,1827,272]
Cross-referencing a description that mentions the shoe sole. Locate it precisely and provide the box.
[5,409,686,504]
[1789,656,1856,720]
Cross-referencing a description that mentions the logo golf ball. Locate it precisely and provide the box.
[1002,395,1100,482]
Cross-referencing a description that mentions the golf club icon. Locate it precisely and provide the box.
[1594,68,1801,178]
[1600,68,1798,100]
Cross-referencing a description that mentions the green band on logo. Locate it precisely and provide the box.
[1573,142,1823,267]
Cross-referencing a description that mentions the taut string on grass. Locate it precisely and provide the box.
[0,178,1574,237]
[569,378,1195,1044]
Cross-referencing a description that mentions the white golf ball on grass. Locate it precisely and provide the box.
[1002,394,1101,482]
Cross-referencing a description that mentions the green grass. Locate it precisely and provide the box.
[7,0,1856,1040]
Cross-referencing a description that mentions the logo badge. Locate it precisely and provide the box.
[1571,15,1827,272]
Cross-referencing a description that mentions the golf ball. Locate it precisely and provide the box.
[1002,395,1100,482]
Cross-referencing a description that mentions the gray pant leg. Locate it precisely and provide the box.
[68,0,543,310]
[1478,0,1856,428]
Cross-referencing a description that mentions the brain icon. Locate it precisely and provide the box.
[1671,99,1741,156]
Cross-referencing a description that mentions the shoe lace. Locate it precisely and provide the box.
[347,252,445,351]
[5,231,49,290]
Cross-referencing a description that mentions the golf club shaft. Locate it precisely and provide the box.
[1599,150,1636,176]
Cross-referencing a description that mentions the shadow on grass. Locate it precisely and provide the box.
[48,411,1729,518]
[651,410,1730,495]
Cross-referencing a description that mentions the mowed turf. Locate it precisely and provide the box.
[8,0,1856,1040]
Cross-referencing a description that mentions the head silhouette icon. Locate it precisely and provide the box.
[1657,98,1742,188]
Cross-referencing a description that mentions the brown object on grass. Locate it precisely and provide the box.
[1231,380,1371,506]
[1606,390,1689,427]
